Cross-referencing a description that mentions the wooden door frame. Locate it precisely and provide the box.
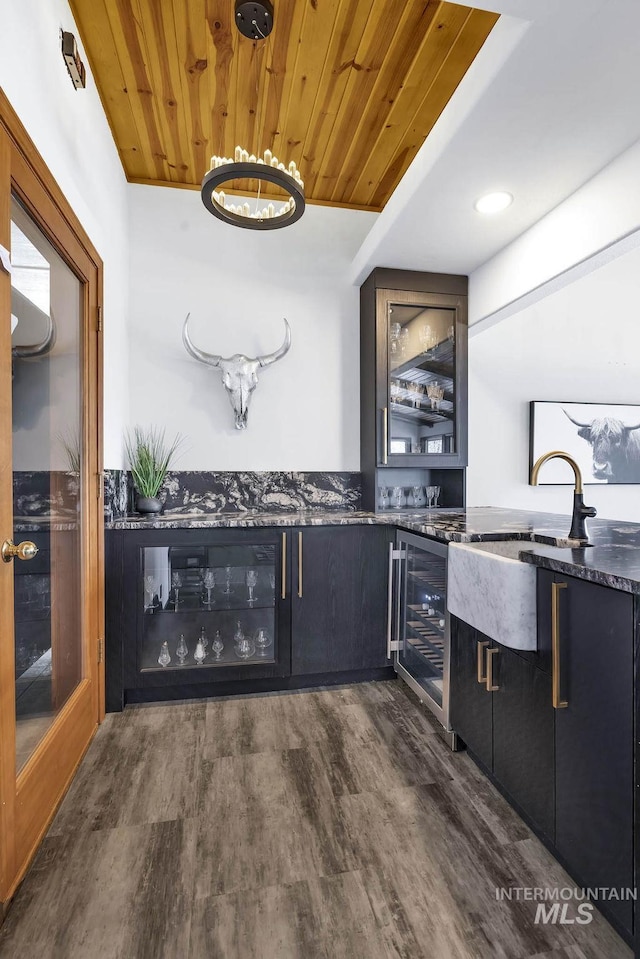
[0,88,104,904]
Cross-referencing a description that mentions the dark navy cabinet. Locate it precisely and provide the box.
[451,571,635,945]
[106,524,393,710]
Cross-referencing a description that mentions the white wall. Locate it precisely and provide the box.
[127,184,376,471]
[467,244,640,521]
[0,0,130,467]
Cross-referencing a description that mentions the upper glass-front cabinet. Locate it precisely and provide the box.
[376,286,467,469]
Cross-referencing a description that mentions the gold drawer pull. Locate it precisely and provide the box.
[486,647,499,692]
[552,581,568,708]
[477,640,490,683]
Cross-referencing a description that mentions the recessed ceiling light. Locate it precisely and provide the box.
[474,191,513,214]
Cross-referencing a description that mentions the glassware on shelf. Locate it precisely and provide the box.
[198,625,208,651]
[378,486,390,510]
[419,323,437,354]
[158,641,171,667]
[171,571,183,608]
[202,569,216,607]
[255,627,271,657]
[194,638,206,664]
[426,486,436,508]
[144,575,157,611]
[426,382,445,410]
[390,486,405,509]
[246,569,258,606]
[211,630,224,660]
[412,485,427,508]
[432,485,441,508]
[176,633,188,664]
[398,327,410,358]
[223,565,233,596]
[389,321,401,341]
[233,621,255,660]
[406,488,415,508]
[268,571,276,597]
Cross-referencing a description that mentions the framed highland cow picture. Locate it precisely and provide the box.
[529,401,640,485]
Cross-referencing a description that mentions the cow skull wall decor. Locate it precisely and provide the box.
[182,314,291,429]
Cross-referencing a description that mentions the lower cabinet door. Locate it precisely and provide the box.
[492,646,554,840]
[291,525,392,675]
[553,575,634,935]
[449,617,492,768]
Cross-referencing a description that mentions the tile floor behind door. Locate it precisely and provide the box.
[0,681,632,959]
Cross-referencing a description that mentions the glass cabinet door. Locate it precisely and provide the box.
[140,541,277,671]
[397,540,448,708]
[384,291,458,460]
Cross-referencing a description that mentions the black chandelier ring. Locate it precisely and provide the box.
[201,161,305,231]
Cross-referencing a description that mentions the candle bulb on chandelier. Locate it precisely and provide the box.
[234,146,242,162]
[264,149,272,165]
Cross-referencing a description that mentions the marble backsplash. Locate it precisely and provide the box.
[103,470,362,521]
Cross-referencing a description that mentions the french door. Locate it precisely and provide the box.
[0,91,103,905]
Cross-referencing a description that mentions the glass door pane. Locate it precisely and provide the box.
[388,301,456,456]
[11,195,83,772]
[141,542,277,671]
[398,541,447,707]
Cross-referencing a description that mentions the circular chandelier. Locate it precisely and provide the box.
[201,147,305,230]
[201,1,305,230]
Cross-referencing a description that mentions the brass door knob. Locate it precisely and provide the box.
[1,540,39,563]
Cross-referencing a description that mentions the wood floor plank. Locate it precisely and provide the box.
[189,873,394,959]
[0,819,197,959]
[47,702,206,834]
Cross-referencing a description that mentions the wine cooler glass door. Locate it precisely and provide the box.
[395,535,449,725]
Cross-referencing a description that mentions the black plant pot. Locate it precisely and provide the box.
[135,495,162,514]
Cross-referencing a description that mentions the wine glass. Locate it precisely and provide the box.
[171,571,182,609]
[223,565,233,596]
[246,569,258,605]
[268,571,276,598]
[211,630,224,660]
[144,575,157,611]
[432,486,441,508]
[254,627,272,657]
[202,569,216,607]
[233,621,256,659]
[194,638,206,664]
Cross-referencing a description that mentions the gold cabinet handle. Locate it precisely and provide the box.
[486,647,499,692]
[477,640,490,683]
[552,581,568,708]
[297,531,303,598]
[2,539,38,563]
[281,532,287,599]
[381,407,388,465]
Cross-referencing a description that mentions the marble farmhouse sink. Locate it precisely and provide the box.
[447,541,538,650]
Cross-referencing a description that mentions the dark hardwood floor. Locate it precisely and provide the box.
[0,681,631,959]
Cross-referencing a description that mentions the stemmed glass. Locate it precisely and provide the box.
[144,575,157,611]
[432,486,441,508]
[234,621,255,659]
[202,569,216,608]
[171,572,182,609]
[176,633,188,664]
[211,630,224,660]
[223,565,233,596]
[246,569,258,606]
[255,627,272,657]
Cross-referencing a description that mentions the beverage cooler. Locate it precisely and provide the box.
[387,531,456,747]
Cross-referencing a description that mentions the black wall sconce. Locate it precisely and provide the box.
[61,31,86,90]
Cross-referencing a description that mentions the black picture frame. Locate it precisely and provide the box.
[529,401,640,485]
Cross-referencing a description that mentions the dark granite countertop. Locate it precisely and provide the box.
[105,506,640,593]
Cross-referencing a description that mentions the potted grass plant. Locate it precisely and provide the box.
[125,426,184,514]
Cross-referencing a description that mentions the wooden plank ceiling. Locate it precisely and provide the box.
[69,0,499,212]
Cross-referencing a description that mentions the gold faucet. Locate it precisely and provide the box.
[530,450,596,544]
